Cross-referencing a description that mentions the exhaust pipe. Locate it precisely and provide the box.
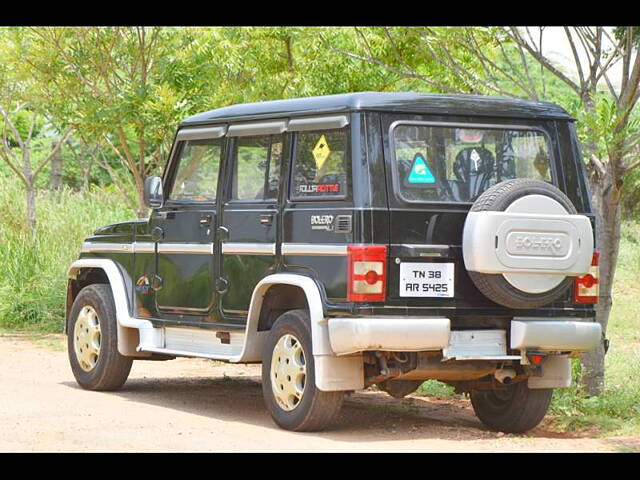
[494,368,517,385]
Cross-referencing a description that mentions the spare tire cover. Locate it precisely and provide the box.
[463,178,587,309]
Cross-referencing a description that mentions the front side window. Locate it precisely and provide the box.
[232,135,284,201]
[393,124,552,203]
[292,128,348,199]
[169,138,222,202]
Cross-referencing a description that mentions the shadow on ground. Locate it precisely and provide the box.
[60,373,590,444]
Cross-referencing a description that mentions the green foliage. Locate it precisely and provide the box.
[417,380,460,399]
[622,168,640,220]
[0,179,135,331]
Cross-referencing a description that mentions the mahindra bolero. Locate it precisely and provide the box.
[66,92,601,433]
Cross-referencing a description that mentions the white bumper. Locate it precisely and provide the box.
[511,319,601,352]
[327,317,600,356]
[328,317,451,355]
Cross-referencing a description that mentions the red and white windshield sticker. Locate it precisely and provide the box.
[297,183,341,194]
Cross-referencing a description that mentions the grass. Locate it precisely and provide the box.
[0,179,134,332]
[541,222,640,436]
[544,225,640,436]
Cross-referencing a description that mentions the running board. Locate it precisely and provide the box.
[137,326,245,362]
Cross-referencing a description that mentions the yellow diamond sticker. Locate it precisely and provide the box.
[312,135,331,170]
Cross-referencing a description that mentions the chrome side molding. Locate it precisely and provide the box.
[221,242,276,255]
[81,241,213,255]
[281,243,348,256]
[157,243,214,255]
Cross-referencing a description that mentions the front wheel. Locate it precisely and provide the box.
[470,381,553,433]
[67,284,133,391]
[261,309,344,431]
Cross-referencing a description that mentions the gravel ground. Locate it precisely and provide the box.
[1,334,638,452]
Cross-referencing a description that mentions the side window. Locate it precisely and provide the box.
[292,128,348,199]
[232,135,283,201]
[169,138,222,202]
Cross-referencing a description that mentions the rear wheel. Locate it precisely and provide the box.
[261,309,344,431]
[67,284,133,391]
[470,381,553,433]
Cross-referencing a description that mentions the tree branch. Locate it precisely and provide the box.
[319,33,466,94]
[32,128,73,179]
[507,27,582,95]
[564,27,586,89]
[0,104,26,150]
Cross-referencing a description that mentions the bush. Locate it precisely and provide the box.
[0,180,135,332]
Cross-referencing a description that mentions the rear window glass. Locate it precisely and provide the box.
[292,128,348,199]
[392,124,552,203]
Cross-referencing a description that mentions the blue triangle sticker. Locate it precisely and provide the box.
[408,155,436,184]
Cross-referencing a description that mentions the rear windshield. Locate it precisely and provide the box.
[392,124,552,203]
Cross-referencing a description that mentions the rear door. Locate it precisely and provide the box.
[382,114,560,308]
[217,121,286,322]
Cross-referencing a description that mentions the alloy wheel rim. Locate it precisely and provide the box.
[270,333,307,411]
[74,305,101,372]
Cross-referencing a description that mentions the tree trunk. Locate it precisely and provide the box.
[22,149,37,235]
[25,179,37,235]
[134,175,147,219]
[49,141,63,190]
[582,173,621,395]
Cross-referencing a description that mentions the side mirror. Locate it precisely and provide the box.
[144,176,164,209]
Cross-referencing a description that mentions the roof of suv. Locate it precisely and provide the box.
[181,91,573,126]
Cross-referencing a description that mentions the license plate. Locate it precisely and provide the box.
[399,262,454,297]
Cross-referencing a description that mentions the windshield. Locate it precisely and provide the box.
[392,124,552,203]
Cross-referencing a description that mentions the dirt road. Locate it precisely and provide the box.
[1,334,637,452]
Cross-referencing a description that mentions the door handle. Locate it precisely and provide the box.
[151,226,164,242]
[259,214,274,226]
[217,226,229,241]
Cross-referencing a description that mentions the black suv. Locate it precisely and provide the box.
[66,92,601,433]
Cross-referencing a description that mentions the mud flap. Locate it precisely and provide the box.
[528,355,571,389]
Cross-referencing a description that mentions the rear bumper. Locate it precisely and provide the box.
[327,316,601,356]
[511,319,601,352]
[327,317,451,356]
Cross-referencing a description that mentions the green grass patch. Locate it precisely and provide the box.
[416,380,461,399]
[0,180,134,332]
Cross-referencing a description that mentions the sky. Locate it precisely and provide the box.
[537,27,624,89]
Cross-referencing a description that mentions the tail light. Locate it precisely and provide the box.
[574,251,599,304]
[347,245,387,302]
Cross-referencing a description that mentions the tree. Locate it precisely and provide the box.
[20,27,400,216]
[0,28,73,233]
[327,26,640,395]
[23,27,196,217]
[0,105,72,233]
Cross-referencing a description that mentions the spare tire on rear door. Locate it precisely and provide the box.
[462,178,594,309]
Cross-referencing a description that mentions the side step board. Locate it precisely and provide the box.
[139,326,245,362]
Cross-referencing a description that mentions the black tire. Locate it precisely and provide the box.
[470,382,553,433]
[261,309,344,432]
[67,284,133,391]
[378,379,423,399]
[467,178,576,309]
